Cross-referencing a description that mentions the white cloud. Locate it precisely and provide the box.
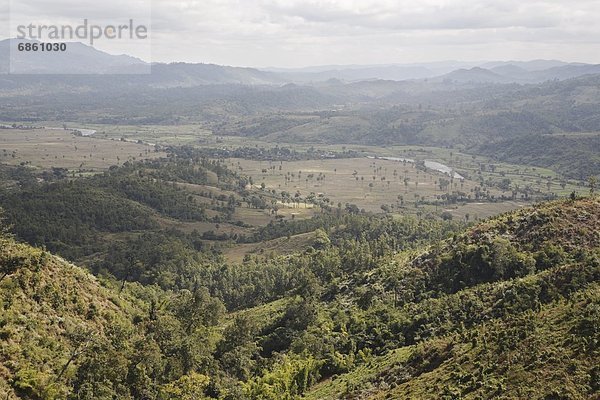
[3,0,600,66]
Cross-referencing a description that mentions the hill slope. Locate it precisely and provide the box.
[306,283,599,399]
[0,236,141,398]
[0,198,598,399]
[303,197,600,399]
[0,39,281,84]
[0,39,146,74]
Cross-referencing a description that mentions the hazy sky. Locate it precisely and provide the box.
[4,0,600,67]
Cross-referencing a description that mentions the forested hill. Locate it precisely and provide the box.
[304,197,600,399]
[0,197,598,399]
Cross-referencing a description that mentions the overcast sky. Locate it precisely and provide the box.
[4,0,600,67]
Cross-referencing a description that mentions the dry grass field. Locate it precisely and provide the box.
[227,156,526,219]
[76,124,213,146]
[0,125,584,230]
[0,128,165,170]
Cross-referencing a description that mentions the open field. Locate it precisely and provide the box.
[228,156,548,219]
[52,123,214,146]
[0,128,165,171]
[23,123,586,193]
[90,122,584,221]
[0,124,585,223]
[394,146,584,196]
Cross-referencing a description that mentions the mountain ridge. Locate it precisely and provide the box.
[2,39,599,85]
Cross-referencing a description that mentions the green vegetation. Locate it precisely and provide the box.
[0,154,237,260]
[478,133,600,180]
[2,54,600,400]
[0,190,598,398]
[1,95,599,400]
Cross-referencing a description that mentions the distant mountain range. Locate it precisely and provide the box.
[0,39,147,74]
[269,60,600,84]
[434,64,600,84]
[0,39,281,85]
[2,38,600,87]
[264,62,474,82]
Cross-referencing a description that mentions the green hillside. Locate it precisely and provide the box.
[0,197,598,399]
[477,133,600,180]
[0,235,141,399]
[303,197,600,399]
[306,285,599,399]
